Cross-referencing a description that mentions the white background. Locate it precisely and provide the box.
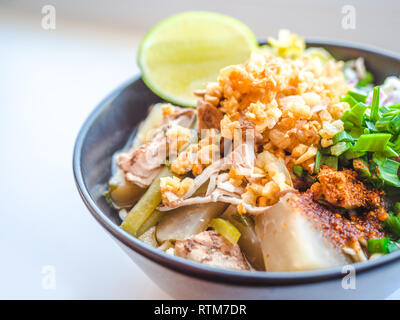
[1,0,400,299]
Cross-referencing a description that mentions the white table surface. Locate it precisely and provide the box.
[0,8,172,300]
[1,2,400,300]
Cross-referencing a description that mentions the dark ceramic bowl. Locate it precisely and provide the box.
[73,40,400,299]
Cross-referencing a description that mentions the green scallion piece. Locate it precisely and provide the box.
[393,202,400,215]
[384,145,399,158]
[330,141,351,157]
[341,95,358,108]
[357,71,373,87]
[387,241,400,253]
[333,131,354,144]
[342,148,366,160]
[346,102,367,127]
[365,121,377,132]
[370,86,381,122]
[375,158,400,187]
[353,133,392,152]
[315,150,338,173]
[348,90,367,103]
[367,238,390,254]
[384,215,400,237]
[292,164,304,178]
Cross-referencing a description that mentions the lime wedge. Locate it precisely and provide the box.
[138,11,258,107]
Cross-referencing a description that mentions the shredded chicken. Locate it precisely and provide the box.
[175,231,249,271]
[117,105,195,187]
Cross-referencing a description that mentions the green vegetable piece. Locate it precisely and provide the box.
[342,148,366,160]
[333,131,354,144]
[348,90,367,104]
[365,121,377,132]
[121,166,172,237]
[384,215,400,237]
[343,120,354,130]
[387,241,400,253]
[136,210,164,237]
[384,145,399,158]
[330,141,351,157]
[341,95,358,108]
[349,127,364,139]
[353,133,392,152]
[315,150,338,173]
[351,103,367,127]
[375,116,393,133]
[210,218,241,244]
[393,202,400,215]
[367,238,390,254]
[357,71,373,87]
[375,158,400,187]
[292,164,304,178]
[370,86,380,123]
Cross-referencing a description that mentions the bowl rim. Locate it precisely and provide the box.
[73,39,400,287]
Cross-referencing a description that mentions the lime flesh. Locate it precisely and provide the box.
[138,11,258,107]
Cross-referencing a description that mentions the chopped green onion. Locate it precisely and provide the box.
[341,95,358,108]
[349,127,364,139]
[344,102,367,127]
[357,71,373,87]
[384,215,400,237]
[353,133,392,152]
[393,202,400,216]
[384,145,399,158]
[387,241,400,253]
[348,90,367,104]
[370,86,380,122]
[210,218,241,244]
[343,120,354,130]
[315,151,338,173]
[368,238,390,254]
[330,141,351,156]
[375,158,400,187]
[365,121,377,132]
[333,131,354,144]
[292,164,304,178]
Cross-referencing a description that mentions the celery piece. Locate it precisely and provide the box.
[121,166,172,237]
[136,210,164,237]
[210,218,241,244]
